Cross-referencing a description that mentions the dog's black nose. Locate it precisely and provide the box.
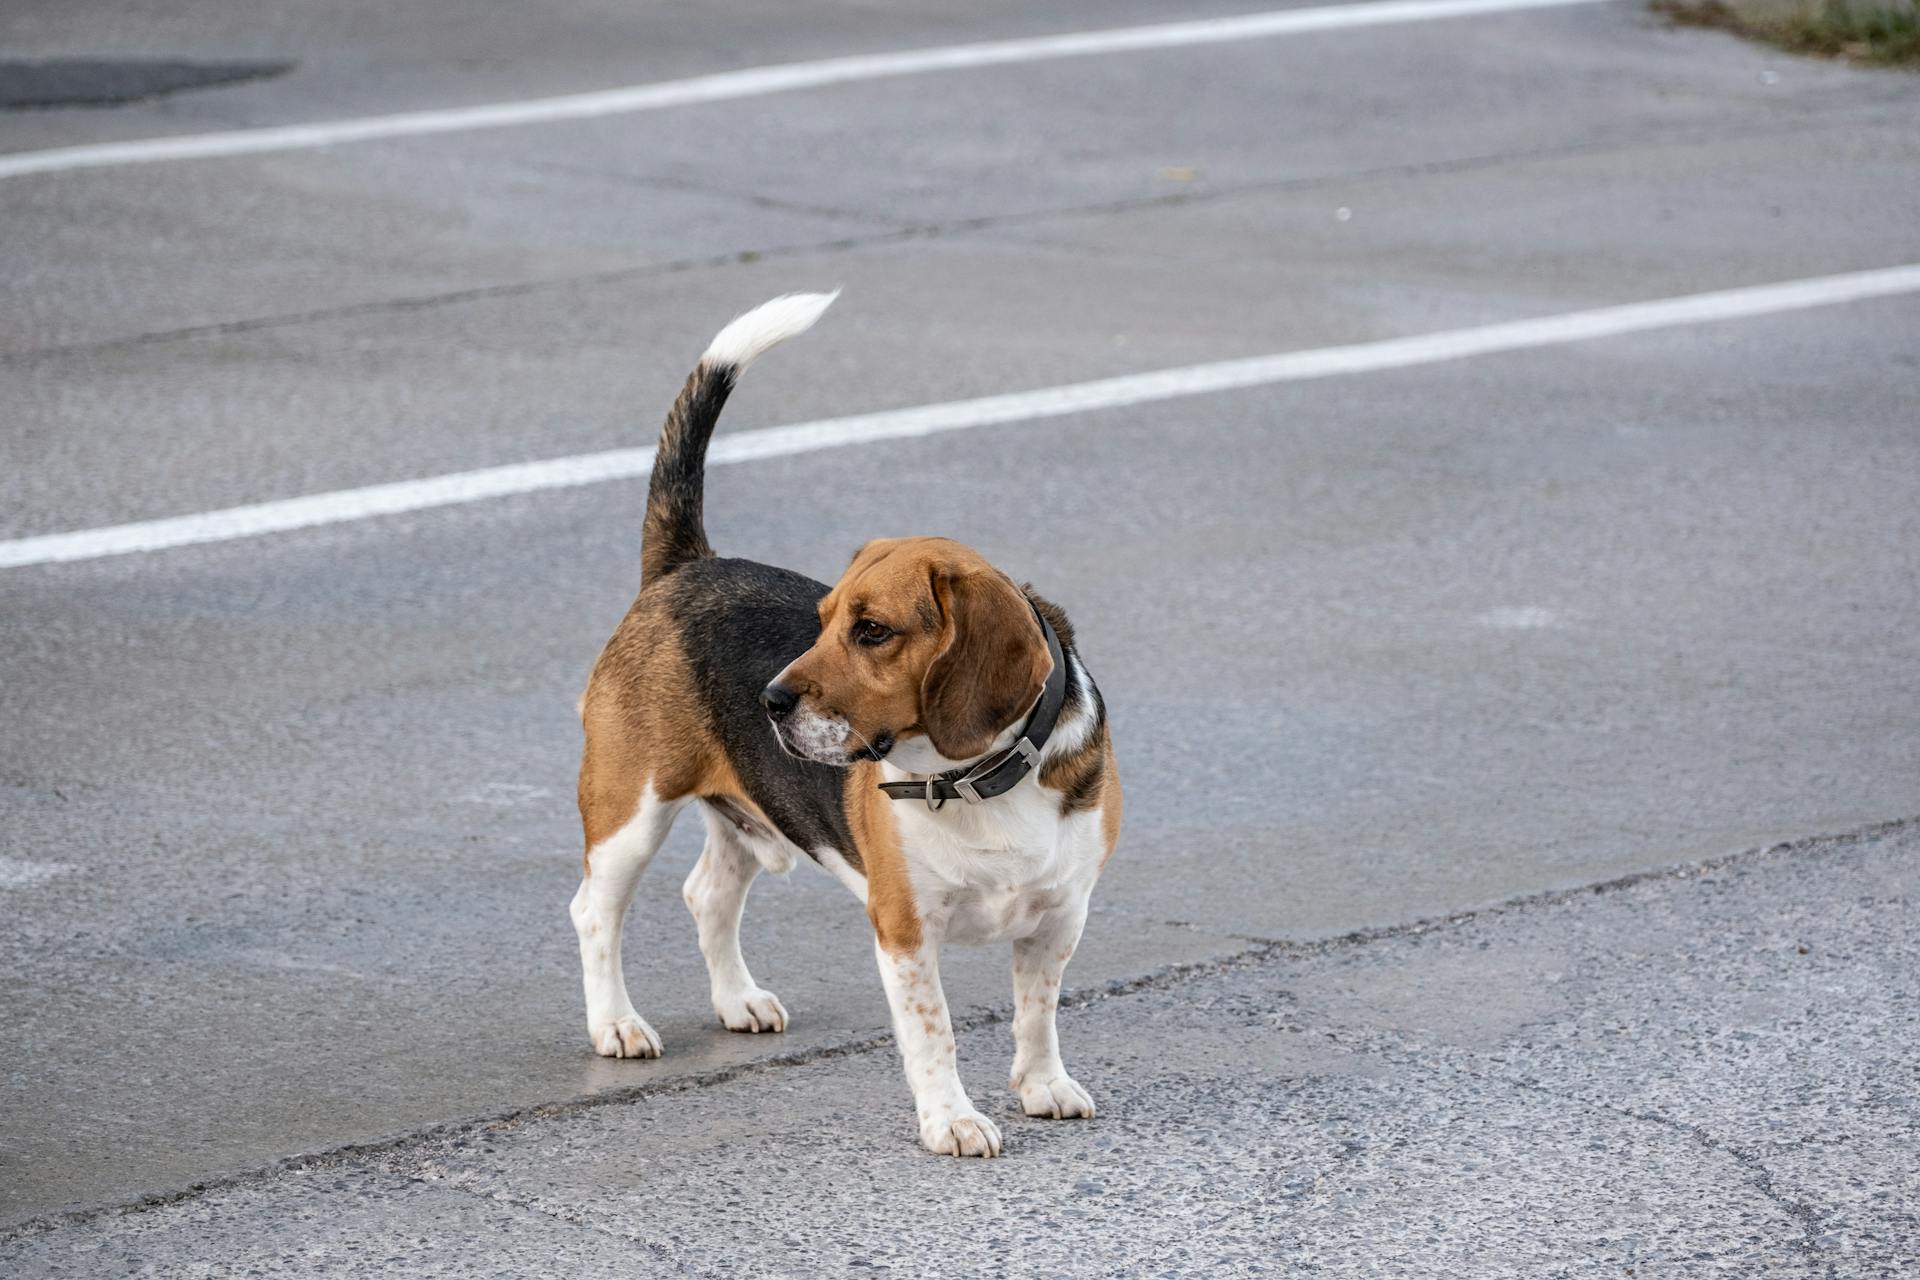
[760,683,799,721]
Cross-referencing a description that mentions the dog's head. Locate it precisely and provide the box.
[762,537,1052,769]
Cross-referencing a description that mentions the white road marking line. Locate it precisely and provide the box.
[0,0,1612,181]
[4,262,1917,571]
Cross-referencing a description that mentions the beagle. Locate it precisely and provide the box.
[569,293,1120,1157]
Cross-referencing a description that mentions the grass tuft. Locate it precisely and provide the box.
[1653,0,1920,65]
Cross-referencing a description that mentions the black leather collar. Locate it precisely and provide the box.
[877,606,1069,810]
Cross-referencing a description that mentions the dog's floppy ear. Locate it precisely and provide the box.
[919,567,1051,762]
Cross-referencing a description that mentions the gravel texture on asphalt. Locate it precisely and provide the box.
[4,823,1912,1277]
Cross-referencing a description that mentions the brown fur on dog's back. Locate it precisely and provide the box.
[578,594,720,857]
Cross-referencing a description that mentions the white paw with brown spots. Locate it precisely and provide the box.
[714,986,789,1034]
[591,1014,663,1059]
[922,1109,1003,1158]
[1016,1073,1095,1120]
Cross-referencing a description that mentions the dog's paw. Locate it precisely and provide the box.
[714,986,789,1034]
[590,1014,662,1059]
[1015,1073,1095,1120]
[921,1109,1003,1158]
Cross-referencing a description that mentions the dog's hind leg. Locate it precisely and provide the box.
[684,804,788,1033]
[570,785,683,1058]
[1009,904,1095,1120]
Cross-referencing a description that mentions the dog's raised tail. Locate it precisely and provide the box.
[641,291,839,583]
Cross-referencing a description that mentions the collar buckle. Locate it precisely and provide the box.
[954,736,1037,804]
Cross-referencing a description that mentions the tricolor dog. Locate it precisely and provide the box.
[569,293,1120,1157]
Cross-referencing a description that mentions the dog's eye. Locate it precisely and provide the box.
[852,619,893,647]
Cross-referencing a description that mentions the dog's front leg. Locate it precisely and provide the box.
[874,936,1001,1157]
[1009,905,1095,1120]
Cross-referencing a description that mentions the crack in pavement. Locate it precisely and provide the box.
[1601,1098,1839,1280]
[507,151,904,229]
[1459,1068,1837,1276]
[1299,1009,1846,1277]
[0,812,1910,1245]
[7,104,1908,365]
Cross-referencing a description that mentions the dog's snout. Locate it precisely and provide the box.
[760,683,800,721]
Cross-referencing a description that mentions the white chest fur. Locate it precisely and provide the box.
[867,654,1107,945]
[886,779,1105,945]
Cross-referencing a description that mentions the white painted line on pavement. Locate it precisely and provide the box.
[4,262,1917,570]
[0,0,1612,181]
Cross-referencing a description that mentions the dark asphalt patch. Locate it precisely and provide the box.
[0,58,292,110]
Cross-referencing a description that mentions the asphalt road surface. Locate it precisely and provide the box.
[2,0,1917,1272]
[4,825,1915,1276]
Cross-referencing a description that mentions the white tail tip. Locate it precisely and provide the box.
[702,290,840,373]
